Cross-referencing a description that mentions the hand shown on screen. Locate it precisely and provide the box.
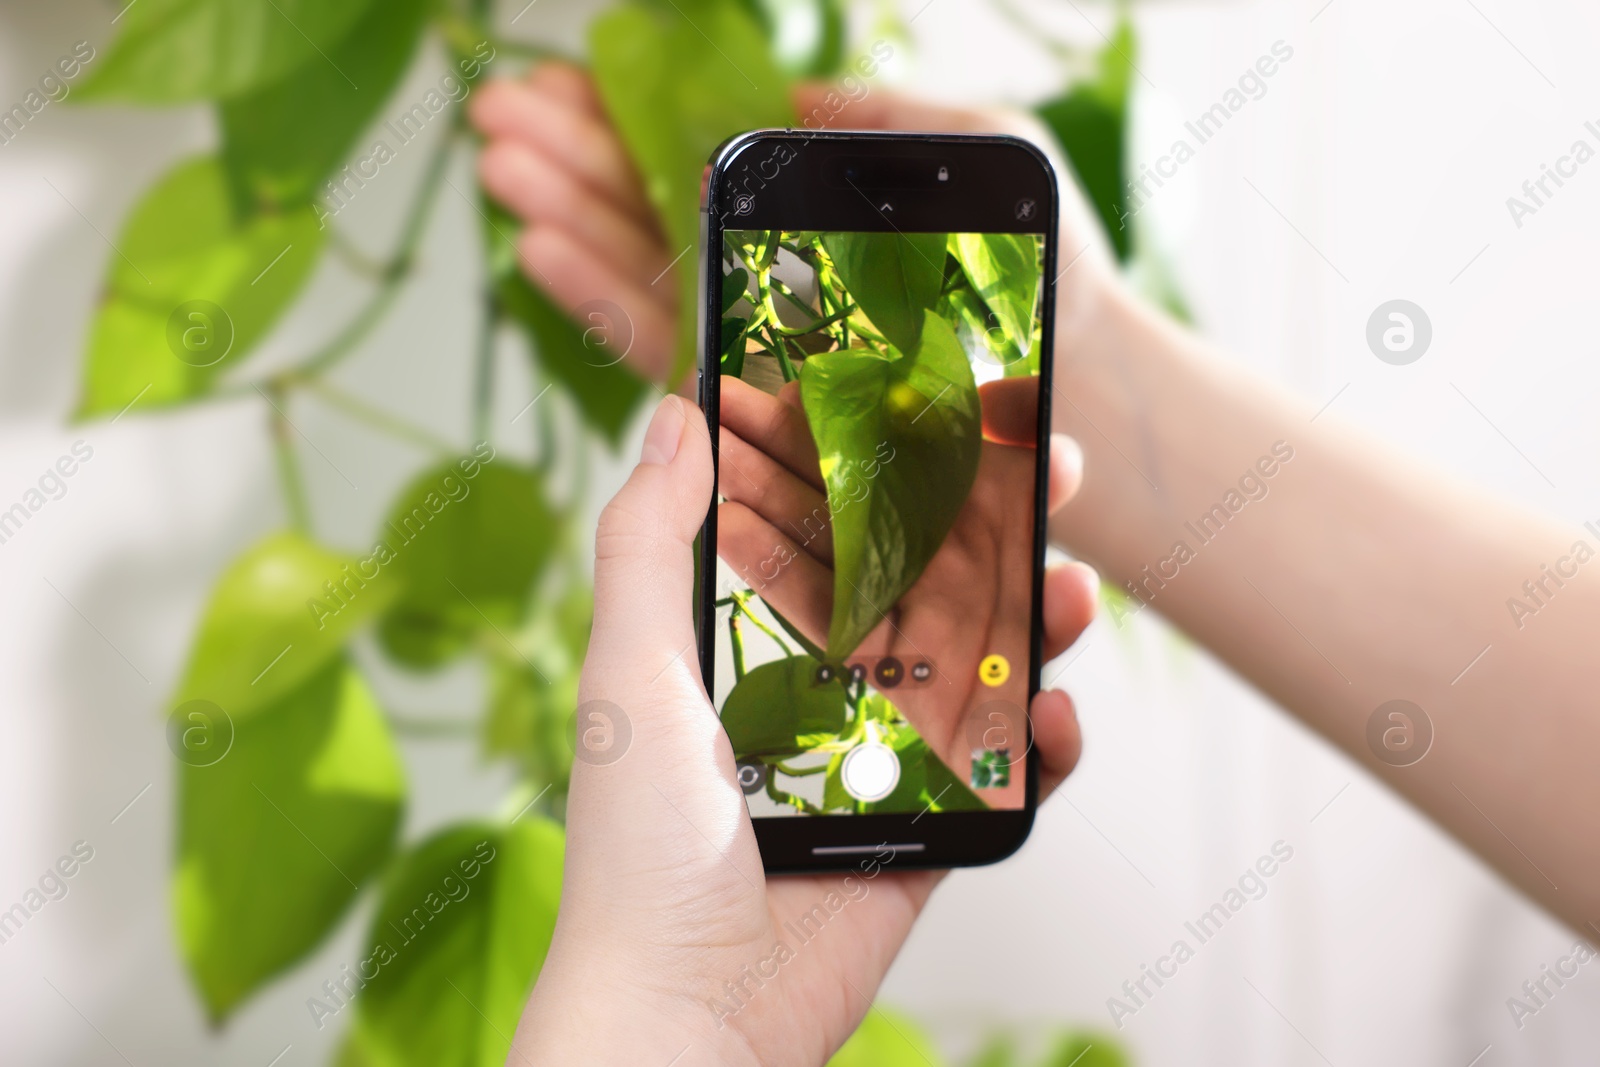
[716,373,1096,795]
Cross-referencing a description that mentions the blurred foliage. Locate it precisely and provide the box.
[74,0,1145,1061]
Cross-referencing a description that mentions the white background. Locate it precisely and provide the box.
[2,0,1599,1064]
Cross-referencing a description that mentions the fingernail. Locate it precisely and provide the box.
[640,396,684,466]
[1074,559,1101,599]
[1058,434,1084,478]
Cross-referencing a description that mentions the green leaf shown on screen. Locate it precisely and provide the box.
[219,0,434,213]
[820,231,948,355]
[355,820,565,1067]
[859,729,984,815]
[827,1005,945,1067]
[171,530,397,722]
[79,0,379,104]
[949,233,1040,357]
[941,285,1023,372]
[721,654,849,758]
[485,203,648,445]
[173,659,404,1023]
[722,267,750,314]
[76,156,324,418]
[590,0,795,378]
[1034,17,1135,260]
[377,460,556,669]
[799,311,981,660]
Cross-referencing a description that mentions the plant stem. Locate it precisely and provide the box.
[772,761,828,777]
[325,225,389,279]
[730,615,747,680]
[765,773,823,814]
[730,591,793,655]
[291,130,457,381]
[385,711,480,737]
[267,392,312,533]
[301,378,457,456]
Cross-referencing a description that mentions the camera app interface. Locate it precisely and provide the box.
[714,228,1045,816]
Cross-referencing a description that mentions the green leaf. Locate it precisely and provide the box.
[862,727,928,813]
[172,530,397,722]
[355,819,565,1067]
[219,0,434,213]
[590,0,795,379]
[821,231,948,355]
[799,311,981,659]
[1040,1032,1132,1067]
[722,267,750,313]
[80,0,379,103]
[721,654,849,758]
[720,316,749,378]
[919,738,986,812]
[765,600,826,661]
[746,0,847,77]
[822,750,853,811]
[940,285,1023,372]
[486,203,648,445]
[77,156,324,418]
[949,233,1040,357]
[377,459,557,669]
[827,1005,945,1067]
[174,659,404,1023]
[1034,17,1135,261]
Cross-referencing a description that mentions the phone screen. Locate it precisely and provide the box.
[711,227,1046,819]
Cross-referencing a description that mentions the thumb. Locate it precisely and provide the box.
[582,394,713,709]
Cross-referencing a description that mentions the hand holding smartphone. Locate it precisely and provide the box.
[699,131,1060,872]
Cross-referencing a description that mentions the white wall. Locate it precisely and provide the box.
[2,0,1597,1064]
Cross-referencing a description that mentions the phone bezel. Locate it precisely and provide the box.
[697,129,1059,873]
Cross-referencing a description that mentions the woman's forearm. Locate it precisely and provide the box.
[1049,274,1600,934]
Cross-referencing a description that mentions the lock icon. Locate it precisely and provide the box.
[937,165,949,182]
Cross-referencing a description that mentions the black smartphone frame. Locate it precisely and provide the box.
[696,129,1059,873]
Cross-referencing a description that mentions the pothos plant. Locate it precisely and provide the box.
[715,227,1042,813]
[69,0,1143,1063]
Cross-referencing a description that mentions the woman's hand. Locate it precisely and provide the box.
[509,396,1094,1066]
[471,64,1116,386]
[716,373,1095,795]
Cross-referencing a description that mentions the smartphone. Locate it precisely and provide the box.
[697,130,1058,872]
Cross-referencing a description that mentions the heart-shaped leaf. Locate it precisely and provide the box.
[721,653,849,758]
[820,232,948,355]
[799,311,981,659]
[76,156,324,418]
[80,0,380,103]
[949,233,1040,357]
[590,0,794,379]
[172,530,397,722]
[219,0,434,213]
[376,457,556,669]
[1035,16,1135,261]
[354,819,565,1067]
[174,659,404,1022]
